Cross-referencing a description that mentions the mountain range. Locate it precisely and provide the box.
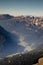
[0,14,14,20]
[0,14,43,65]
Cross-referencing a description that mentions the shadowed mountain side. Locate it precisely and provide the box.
[0,26,24,57]
[0,44,43,65]
[0,14,43,65]
[0,15,43,49]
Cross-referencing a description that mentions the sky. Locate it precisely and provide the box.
[0,0,43,16]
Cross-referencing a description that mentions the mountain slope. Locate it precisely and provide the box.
[0,26,24,57]
[0,44,43,65]
[0,14,43,56]
[0,14,43,65]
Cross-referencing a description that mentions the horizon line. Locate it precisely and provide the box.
[0,13,43,17]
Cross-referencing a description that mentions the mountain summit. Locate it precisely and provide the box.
[0,14,14,20]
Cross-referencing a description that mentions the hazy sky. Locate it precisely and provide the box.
[0,0,43,16]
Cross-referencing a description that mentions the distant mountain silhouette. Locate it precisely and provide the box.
[0,14,14,20]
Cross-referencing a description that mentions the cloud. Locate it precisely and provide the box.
[19,35,32,52]
[11,30,19,35]
[12,31,33,52]
[24,46,32,52]
[19,35,27,47]
[7,53,20,57]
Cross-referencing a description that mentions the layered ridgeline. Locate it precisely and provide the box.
[0,14,14,20]
[0,14,43,65]
[0,14,43,49]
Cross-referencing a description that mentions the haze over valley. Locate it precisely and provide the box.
[0,14,43,58]
[0,0,43,65]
